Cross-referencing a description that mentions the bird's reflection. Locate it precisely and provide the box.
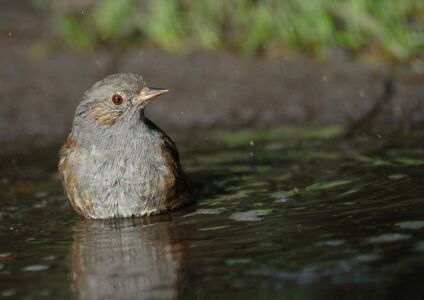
[70,216,187,300]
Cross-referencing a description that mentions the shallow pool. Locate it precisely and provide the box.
[1,127,423,299]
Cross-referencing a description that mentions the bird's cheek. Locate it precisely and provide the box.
[88,104,123,126]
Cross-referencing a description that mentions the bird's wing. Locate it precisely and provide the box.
[143,118,192,208]
[143,117,181,164]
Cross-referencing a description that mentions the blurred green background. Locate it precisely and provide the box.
[35,0,424,63]
[1,0,424,145]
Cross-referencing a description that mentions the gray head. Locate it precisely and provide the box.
[71,73,168,146]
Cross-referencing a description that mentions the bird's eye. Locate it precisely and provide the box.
[112,94,123,105]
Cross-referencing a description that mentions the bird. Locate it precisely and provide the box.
[59,73,191,219]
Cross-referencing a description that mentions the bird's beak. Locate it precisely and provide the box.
[132,86,169,106]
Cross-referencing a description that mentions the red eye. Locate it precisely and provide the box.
[112,94,123,105]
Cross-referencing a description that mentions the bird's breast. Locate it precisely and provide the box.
[60,127,182,218]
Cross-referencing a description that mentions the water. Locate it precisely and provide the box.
[1,127,424,300]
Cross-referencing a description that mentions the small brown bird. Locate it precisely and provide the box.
[59,73,191,219]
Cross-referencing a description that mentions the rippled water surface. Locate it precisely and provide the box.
[1,127,424,300]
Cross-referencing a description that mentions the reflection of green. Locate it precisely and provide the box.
[220,126,342,147]
[305,179,352,192]
[285,150,342,160]
[356,156,424,166]
[339,187,361,197]
[192,150,248,164]
[230,209,273,222]
[395,158,424,166]
[198,225,231,231]
[255,209,273,215]
[355,155,393,166]
[365,233,411,244]
[274,188,300,198]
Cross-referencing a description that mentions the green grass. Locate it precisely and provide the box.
[37,0,424,62]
